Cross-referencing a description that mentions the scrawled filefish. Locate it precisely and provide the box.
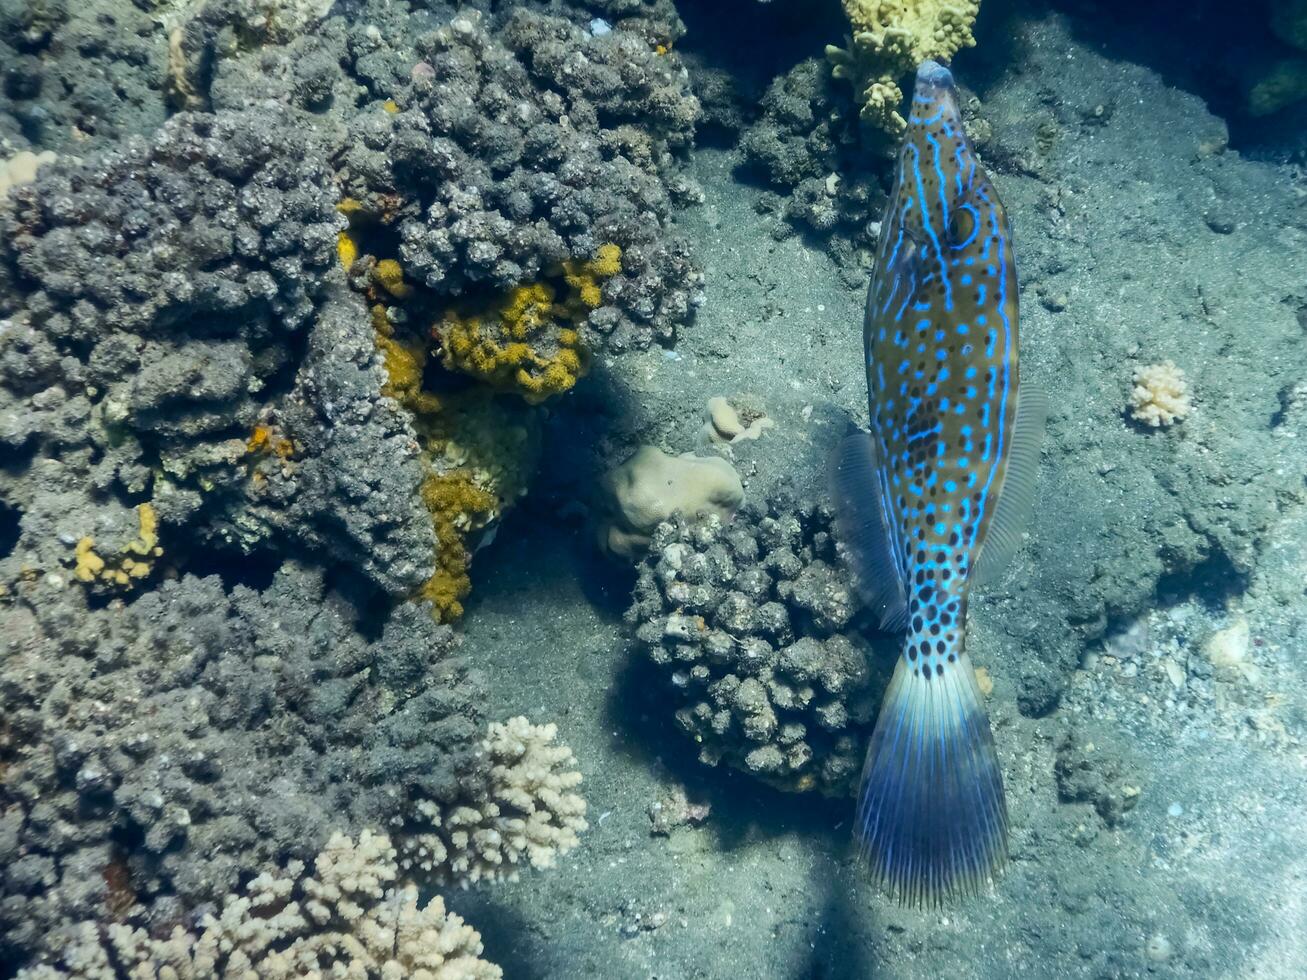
[832,60,1045,905]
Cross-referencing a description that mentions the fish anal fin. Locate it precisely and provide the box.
[830,429,909,632]
[973,386,1048,587]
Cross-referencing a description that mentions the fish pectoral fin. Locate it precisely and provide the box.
[830,429,909,632]
[972,386,1049,587]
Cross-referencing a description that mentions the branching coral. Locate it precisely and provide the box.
[1129,360,1192,427]
[17,831,503,979]
[402,718,588,887]
[826,0,980,135]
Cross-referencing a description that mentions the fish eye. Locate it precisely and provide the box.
[947,205,977,249]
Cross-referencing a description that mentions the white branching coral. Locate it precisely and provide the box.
[402,717,588,886]
[18,831,502,980]
[1129,360,1192,427]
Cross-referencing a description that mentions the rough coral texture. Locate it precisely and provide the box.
[826,0,980,135]
[401,717,588,886]
[336,8,705,353]
[1129,360,1192,427]
[0,563,488,965]
[0,0,168,153]
[626,500,881,795]
[16,830,503,979]
[0,107,439,597]
[740,58,889,269]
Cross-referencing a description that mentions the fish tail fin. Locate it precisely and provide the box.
[855,654,1008,906]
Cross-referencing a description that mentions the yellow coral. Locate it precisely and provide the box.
[419,471,497,621]
[440,283,587,404]
[826,0,979,134]
[73,538,105,583]
[373,258,414,299]
[383,98,400,113]
[71,505,163,588]
[562,243,622,310]
[439,246,621,404]
[337,229,359,270]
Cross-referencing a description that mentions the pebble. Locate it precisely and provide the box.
[1145,933,1173,962]
[1167,802,1184,817]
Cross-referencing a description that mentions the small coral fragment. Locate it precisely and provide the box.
[1128,360,1192,427]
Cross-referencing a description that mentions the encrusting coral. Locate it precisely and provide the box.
[401,717,588,886]
[826,0,980,135]
[438,245,621,404]
[16,831,503,979]
[1129,360,1192,427]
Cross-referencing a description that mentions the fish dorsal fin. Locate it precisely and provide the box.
[830,429,909,632]
[972,386,1048,587]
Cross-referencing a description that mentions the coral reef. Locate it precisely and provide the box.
[1128,360,1192,427]
[625,498,880,795]
[17,831,503,979]
[739,58,888,267]
[0,106,446,597]
[0,0,168,152]
[598,446,745,560]
[826,0,980,135]
[336,8,704,353]
[0,563,487,965]
[401,717,588,886]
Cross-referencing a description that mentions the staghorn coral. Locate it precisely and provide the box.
[401,718,588,887]
[17,831,503,979]
[826,0,980,136]
[1128,360,1192,427]
[626,498,881,796]
[0,562,487,965]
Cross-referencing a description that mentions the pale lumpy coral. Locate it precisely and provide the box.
[17,831,502,979]
[402,717,588,886]
[1129,360,1192,427]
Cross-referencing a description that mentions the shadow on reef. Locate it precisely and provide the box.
[604,641,857,855]
[802,865,883,980]
[1023,0,1306,152]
